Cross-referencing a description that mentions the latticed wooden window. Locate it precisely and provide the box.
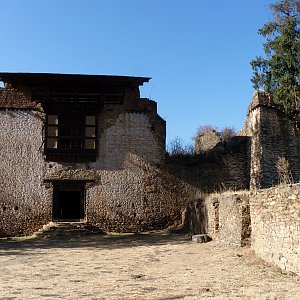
[85,116,96,150]
[45,107,97,161]
[47,115,59,149]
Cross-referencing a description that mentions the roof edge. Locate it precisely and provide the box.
[0,72,151,86]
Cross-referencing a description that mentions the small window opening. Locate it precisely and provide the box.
[0,81,4,88]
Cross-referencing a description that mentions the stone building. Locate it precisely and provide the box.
[0,72,199,237]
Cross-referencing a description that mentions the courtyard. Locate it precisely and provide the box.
[0,232,299,300]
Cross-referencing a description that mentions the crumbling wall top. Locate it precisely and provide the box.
[0,86,39,110]
[247,91,276,116]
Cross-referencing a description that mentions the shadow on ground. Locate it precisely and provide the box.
[0,231,191,255]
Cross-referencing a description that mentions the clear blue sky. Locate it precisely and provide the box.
[0,0,274,146]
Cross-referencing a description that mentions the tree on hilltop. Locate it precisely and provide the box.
[250,0,300,114]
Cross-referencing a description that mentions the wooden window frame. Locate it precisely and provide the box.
[45,105,98,162]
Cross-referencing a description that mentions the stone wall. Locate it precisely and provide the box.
[250,184,300,275]
[205,191,250,247]
[182,197,207,235]
[42,154,201,234]
[88,154,200,232]
[204,194,219,241]
[97,110,165,170]
[168,92,300,193]
[194,128,221,154]
[0,110,52,237]
[245,92,300,189]
[166,136,250,193]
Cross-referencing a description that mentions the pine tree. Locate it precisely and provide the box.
[251,0,300,114]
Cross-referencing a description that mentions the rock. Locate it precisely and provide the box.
[192,234,211,243]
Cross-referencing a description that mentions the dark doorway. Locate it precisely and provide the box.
[53,183,85,222]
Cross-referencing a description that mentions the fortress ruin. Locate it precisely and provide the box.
[0,72,299,275]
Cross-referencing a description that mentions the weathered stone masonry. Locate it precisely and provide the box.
[0,110,52,236]
[165,136,250,193]
[250,184,300,276]
[205,191,250,247]
[200,92,300,275]
[171,91,300,193]
[0,73,199,237]
[44,154,200,233]
[243,92,300,189]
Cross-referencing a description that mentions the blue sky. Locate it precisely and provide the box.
[0,0,274,145]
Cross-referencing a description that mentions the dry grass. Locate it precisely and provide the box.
[207,189,249,199]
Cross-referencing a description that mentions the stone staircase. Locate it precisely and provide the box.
[34,222,104,238]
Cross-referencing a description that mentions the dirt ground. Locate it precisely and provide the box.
[0,232,299,300]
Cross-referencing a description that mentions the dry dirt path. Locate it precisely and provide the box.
[0,232,299,300]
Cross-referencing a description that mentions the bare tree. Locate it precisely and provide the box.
[219,127,236,142]
[167,137,194,156]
